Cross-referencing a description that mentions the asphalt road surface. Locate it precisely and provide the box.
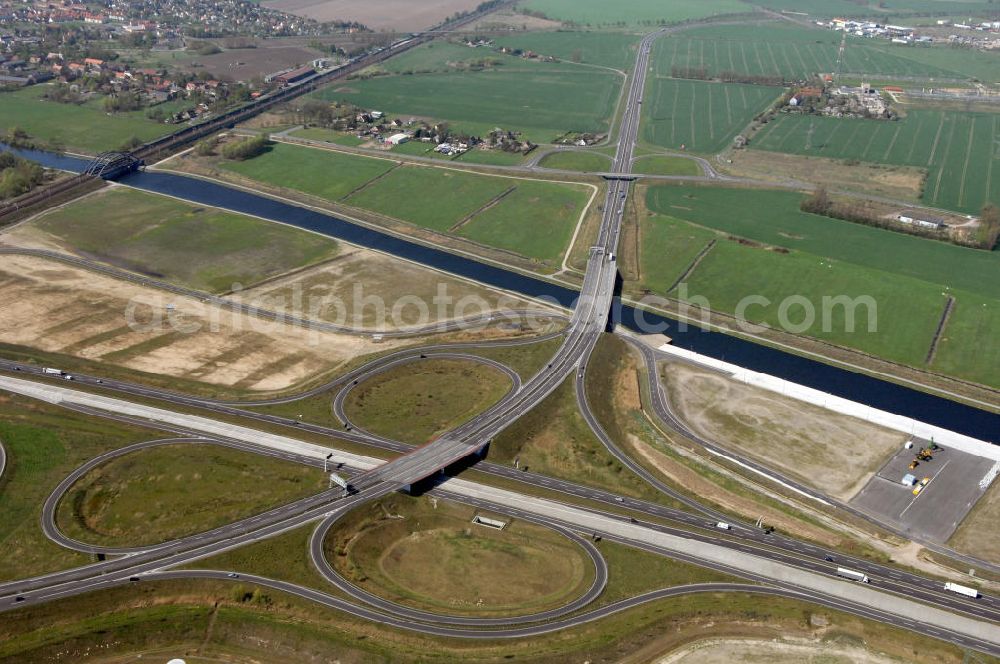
[0,24,998,658]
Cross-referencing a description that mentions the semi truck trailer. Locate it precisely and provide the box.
[836,567,870,583]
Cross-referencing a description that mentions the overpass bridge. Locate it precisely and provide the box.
[344,28,663,495]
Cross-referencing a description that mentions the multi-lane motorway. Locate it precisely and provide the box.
[343,28,662,493]
[1,24,999,658]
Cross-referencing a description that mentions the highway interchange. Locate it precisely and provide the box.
[0,21,999,659]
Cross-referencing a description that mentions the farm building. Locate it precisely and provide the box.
[387,133,409,145]
[897,213,945,229]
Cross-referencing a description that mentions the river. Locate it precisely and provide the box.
[5,146,998,442]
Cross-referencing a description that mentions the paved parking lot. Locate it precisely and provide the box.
[850,437,996,542]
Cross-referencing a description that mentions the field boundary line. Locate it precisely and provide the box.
[707,84,716,141]
[689,82,697,148]
[924,295,955,366]
[764,40,781,76]
[956,120,976,209]
[903,114,924,163]
[339,161,402,202]
[667,238,717,294]
[930,118,958,204]
[739,41,750,75]
[926,113,946,167]
[790,42,809,77]
[985,116,997,205]
[670,81,679,145]
[883,123,903,162]
[723,85,734,126]
[448,185,517,232]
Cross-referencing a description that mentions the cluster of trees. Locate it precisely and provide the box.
[194,136,219,156]
[104,91,143,113]
[976,205,1000,250]
[188,40,223,56]
[671,66,709,80]
[0,153,45,200]
[222,134,269,161]
[801,188,1000,250]
[668,66,791,87]
[42,86,87,105]
[2,126,35,149]
[800,187,946,239]
[718,70,789,86]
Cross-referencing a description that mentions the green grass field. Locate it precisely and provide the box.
[655,24,1000,83]
[343,358,513,444]
[456,178,590,261]
[456,148,529,166]
[288,127,366,146]
[226,143,590,264]
[539,150,612,172]
[493,32,641,70]
[221,141,395,201]
[632,154,702,176]
[750,110,1000,213]
[642,185,1000,382]
[682,240,947,363]
[314,62,620,143]
[643,78,781,153]
[26,187,337,293]
[326,495,594,617]
[346,164,513,231]
[0,397,162,581]
[646,186,1000,300]
[638,214,717,291]
[56,443,327,548]
[516,0,749,26]
[0,85,174,154]
[928,289,1000,388]
[381,42,497,74]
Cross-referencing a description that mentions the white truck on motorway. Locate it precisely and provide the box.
[836,567,870,583]
[715,522,731,530]
[43,368,64,375]
[944,582,980,598]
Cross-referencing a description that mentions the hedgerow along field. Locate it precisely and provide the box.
[750,110,1000,213]
[641,185,1000,384]
[642,78,781,153]
[516,0,750,26]
[313,60,621,144]
[0,85,174,154]
[653,24,1000,83]
[492,32,641,70]
[220,142,591,266]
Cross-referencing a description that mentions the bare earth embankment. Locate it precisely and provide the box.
[662,362,905,502]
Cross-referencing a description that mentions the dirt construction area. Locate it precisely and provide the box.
[191,45,322,81]
[657,637,908,664]
[949,476,1000,564]
[0,254,408,392]
[234,246,543,331]
[261,0,482,31]
[724,150,927,202]
[661,362,905,502]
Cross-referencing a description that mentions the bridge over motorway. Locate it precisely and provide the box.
[345,28,662,494]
